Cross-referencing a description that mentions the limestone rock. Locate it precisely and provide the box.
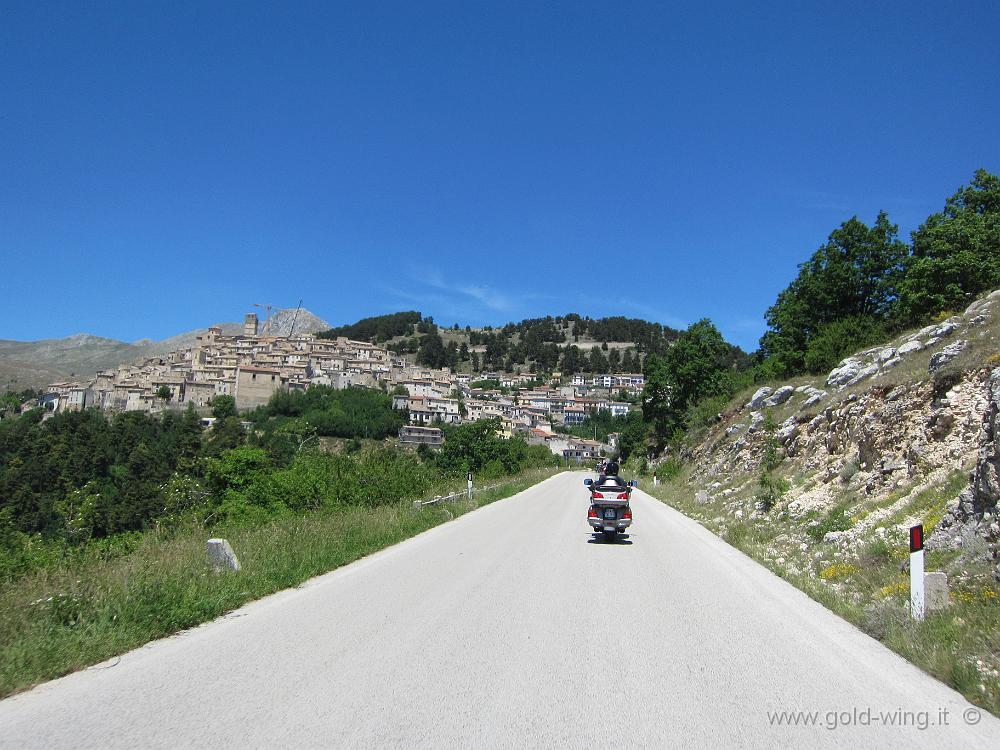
[928,410,955,439]
[762,385,795,407]
[777,417,800,445]
[827,358,863,388]
[695,490,710,505]
[747,387,773,409]
[881,357,902,370]
[846,364,880,387]
[928,340,967,373]
[929,320,960,339]
[929,369,1000,552]
[898,340,924,356]
[965,297,992,316]
[880,456,907,474]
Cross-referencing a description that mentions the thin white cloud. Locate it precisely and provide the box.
[456,284,515,313]
[405,266,528,314]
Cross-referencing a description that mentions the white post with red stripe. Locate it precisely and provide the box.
[910,524,925,621]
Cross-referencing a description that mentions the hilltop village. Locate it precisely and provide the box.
[32,313,641,461]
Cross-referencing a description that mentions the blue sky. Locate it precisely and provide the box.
[1,1,997,351]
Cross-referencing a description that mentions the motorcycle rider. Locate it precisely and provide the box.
[595,458,624,489]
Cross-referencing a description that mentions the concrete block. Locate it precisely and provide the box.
[924,571,949,613]
[207,538,241,572]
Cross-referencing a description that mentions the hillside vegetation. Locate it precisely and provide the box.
[640,292,1000,713]
[0,390,555,581]
[615,169,1000,713]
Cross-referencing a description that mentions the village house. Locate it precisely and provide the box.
[234,366,287,410]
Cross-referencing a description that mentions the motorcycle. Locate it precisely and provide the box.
[584,475,637,542]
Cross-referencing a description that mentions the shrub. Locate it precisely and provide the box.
[756,472,789,512]
[803,316,888,374]
[656,458,683,481]
[839,460,859,483]
[858,537,894,567]
[807,505,853,541]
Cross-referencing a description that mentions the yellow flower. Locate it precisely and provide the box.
[877,582,908,598]
[819,563,859,581]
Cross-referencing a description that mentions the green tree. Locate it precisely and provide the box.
[641,354,673,442]
[559,345,584,375]
[643,319,733,443]
[607,348,621,373]
[621,349,636,372]
[761,211,908,374]
[588,347,609,374]
[417,330,448,368]
[898,169,1000,322]
[663,319,731,422]
[211,395,237,419]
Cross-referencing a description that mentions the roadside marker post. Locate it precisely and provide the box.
[910,524,925,621]
[467,472,473,500]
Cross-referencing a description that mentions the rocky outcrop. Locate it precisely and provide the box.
[928,340,968,373]
[822,294,996,390]
[930,369,1000,577]
[762,385,795,408]
[691,366,993,531]
[747,387,773,409]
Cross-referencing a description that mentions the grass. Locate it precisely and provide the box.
[0,466,558,699]
[806,504,853,541]
[877,469,969,533]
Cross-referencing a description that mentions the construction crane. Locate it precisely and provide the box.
[289,299,303,337]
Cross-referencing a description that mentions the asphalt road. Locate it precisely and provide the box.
[2,471,999,748]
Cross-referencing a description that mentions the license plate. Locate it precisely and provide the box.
[604,508,616,520]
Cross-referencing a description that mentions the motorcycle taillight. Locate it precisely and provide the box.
[616,493,629,500]
[591,492,604,499]
[588,507,598,519]
[623,508,632,520]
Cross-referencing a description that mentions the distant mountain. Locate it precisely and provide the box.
[143,322,245,356]
[0,308,330,390]
[0,334,144,388]
[259,308,329,337]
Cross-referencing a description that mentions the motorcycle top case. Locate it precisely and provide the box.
[589,481,632,506]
